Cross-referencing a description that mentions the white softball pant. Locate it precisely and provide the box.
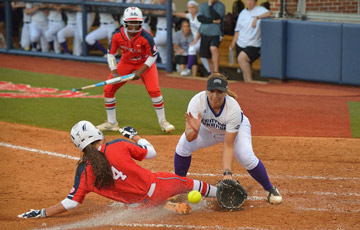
[154,29,168,64]
[20,22,31,50]
[29,21,48,52]
[76,12,96,41]
[85,23,117,45]
[45,20,64,53]
[57,24,81,56]
[175,115,259,171]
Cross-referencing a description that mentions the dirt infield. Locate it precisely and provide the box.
[1,121,360,230]
[1,54,360,229]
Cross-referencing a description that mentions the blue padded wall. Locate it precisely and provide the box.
[260,19,287,79]
[286,21,342,83]
[341,24,360,86]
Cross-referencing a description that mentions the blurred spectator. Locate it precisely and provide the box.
[230,0,271,82]
[12,2,31,51]
[25,3,48,52]
[197,0,225,74]
[45,4,64,53]
[174,0,210,77]
[57,5,80,55]
[76,7,96,55]
[224,0,244,35]
[152,0,176,64]
[173,19,194,75]
[85,0,118,57]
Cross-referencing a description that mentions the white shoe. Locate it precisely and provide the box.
[180,68,191,76]
[266,186,282,204]
[160,120,175,133]
[96,121,119,131]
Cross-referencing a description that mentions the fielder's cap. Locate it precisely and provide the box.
[188,0,199,7]
[207,77,228,92]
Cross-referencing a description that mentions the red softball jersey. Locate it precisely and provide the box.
[67,139,157,204]
[108,27,158,65]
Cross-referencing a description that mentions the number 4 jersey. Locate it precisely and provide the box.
[66,139,156,205]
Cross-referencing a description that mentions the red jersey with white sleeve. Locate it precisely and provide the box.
[108,27,158,65]
[66,139,156,205]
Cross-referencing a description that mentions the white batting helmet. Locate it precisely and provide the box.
[70,120,104,150]
[123,7,144,33]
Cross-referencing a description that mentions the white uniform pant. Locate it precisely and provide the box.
[85,22,117,45]
[154,29,168,64]
[20,22,31,50]
[45,20,64,54]
[29,21,48,52]
[76,12,96,42]
[57,23,81,56]
[175,115,259,171]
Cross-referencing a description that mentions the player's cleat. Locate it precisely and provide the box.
[160,120,175,133]
[180,68,191,76]
[266,186,282,204]
[164,201,192,214]
[96,121,119,131]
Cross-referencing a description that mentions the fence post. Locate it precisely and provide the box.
[5,0,13,50]
[165,0,173,72]
[81,0,88,56]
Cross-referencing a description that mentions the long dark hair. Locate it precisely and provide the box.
[79,142,114,190]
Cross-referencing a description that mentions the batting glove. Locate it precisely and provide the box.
[18,208,46,218]
[119,126,138,139]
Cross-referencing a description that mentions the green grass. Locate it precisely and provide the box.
[349,101,360,138]
[0,68,198,135]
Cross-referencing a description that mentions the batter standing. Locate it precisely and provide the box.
[17,120,216,218]
[174,73,282,204]
[97,7,175,133]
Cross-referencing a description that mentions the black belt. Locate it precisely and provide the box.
[103,22,114,25]
[157,28,167,31]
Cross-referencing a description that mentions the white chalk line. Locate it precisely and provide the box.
[2,142,360,229]
[0,142,80,160]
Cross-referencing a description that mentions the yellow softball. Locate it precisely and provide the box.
[188,190,202,204]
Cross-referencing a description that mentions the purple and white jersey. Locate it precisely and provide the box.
[187,91,242,135]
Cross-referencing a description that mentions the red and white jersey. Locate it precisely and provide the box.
[108,27,158,65]
[66,139,156,204]
[187,91,243,134]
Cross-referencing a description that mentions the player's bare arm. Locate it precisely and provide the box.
[185,112,201,142]
[222,131,237,179]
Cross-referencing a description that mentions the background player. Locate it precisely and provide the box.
[97,7,175,133]
[173,73,282,205]
[25,2,48,52]
[44,4,64,54]
[85,0,118,56]
[17,120,217,218]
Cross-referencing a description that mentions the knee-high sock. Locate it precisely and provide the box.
[105,97,117,124]
[60,41,71,54]
[247,160,272,191]
[93,40,107,54]
[187,55,197,69]
[174,152,191,177]
[151,96,165,123]
[192,180,217,197]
